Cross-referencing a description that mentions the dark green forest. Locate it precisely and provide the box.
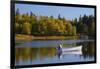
[15,8,95,36]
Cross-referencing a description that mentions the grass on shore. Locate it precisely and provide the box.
[15,34,78,41]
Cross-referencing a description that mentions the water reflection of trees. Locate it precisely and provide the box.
[15,41,96,64]
[78,41,95,59]
[15,47,56,63]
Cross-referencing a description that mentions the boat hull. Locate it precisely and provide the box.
[62,45,82,52]
[62,50,82,55]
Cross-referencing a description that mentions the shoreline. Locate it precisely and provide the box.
[15,34,78,41]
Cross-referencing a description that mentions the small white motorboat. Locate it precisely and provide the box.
[62,50,82,55]
[62,45,82,52]
[57,44,82,53]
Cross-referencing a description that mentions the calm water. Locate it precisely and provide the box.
[15,39,95,66]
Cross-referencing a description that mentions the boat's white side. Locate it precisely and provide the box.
[62,50,82,55]
[62,45,82,52]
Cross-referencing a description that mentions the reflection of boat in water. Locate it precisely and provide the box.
[57,50,82,59]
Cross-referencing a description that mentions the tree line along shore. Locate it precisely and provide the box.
[15,9,95,41]
[15,34,79,41]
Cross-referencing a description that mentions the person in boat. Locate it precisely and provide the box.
[57,44,62,53]
[59,44,62,49]
[57,44,63,59]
